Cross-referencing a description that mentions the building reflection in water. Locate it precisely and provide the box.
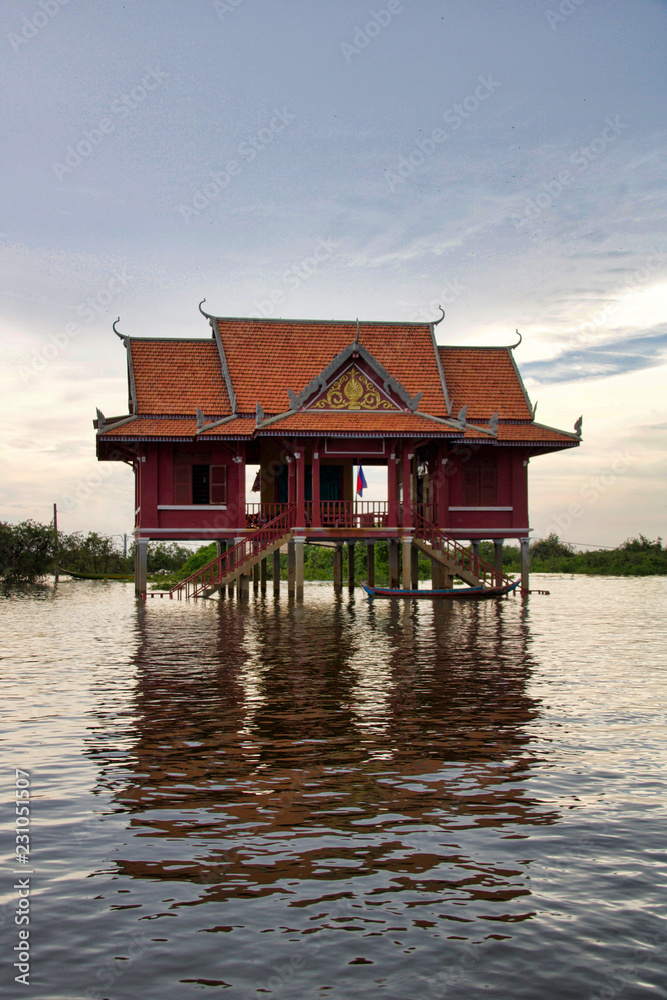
[84,588,556,940]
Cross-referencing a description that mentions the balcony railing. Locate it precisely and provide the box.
[245,501,392,529]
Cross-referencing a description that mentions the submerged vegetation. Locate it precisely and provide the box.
[1,521,665,586]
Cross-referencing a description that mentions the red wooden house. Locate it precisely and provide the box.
[95,306,580,597]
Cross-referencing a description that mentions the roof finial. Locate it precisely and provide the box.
[510,328,522,349]
[198,298,214,319]
[574,415,583,437]
[112,317,125,342]
[433,305,445,326]
[354,318,360,343]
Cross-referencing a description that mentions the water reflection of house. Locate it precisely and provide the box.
[87,597,558,918]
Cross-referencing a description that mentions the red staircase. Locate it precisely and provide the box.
[170,505,296,599]
[411,507,517,589]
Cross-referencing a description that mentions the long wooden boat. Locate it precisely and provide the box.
[360,579,520,600]
[62,568,134,581]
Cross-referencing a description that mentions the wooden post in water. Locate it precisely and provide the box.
[333,543,343,590]
[388,539,399,589]
[494,539,504,586]
[347,541,355,589]
[366,541,375,588]
[53,503,59,583]
[216,540,227,598]
[260,556,268,593]
[273,548,281,595]
[252,562,260,593]
[411,543,419,590]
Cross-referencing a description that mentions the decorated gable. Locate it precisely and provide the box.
[307,362,402,412]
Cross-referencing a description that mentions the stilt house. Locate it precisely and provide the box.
[95,307,580,597]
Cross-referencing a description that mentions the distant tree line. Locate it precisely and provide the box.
[1,520,664,585]
[0,520,191,583]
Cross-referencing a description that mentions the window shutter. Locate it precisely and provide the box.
[173,457,191,504]
[210,465,227,504]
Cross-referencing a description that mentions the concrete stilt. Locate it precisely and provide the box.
[273,548,281,594]
[287,540,296,595]
[347,541,355,589]
[388,539,400,589]
[134,539,148,598]
[520,537,530,592]
[295,538,304,599]
[432,559,445,589]
[228,579,235,598]
[471,540,480,578]
[411,543,419,590]
[238,571,250,599]
[402,538,412,590]
[260,556,268,592]
[333,543,343,590]
[366,542,375,587]
[494,539,504,585]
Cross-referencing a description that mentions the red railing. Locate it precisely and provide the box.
[171,505,296,599]
[411,507,515,589]
[319,500,389,528]
[245,503,288,528]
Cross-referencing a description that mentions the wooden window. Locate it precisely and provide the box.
[173,457,227,505]
[461,453,497,506]
[210,465,227,504]
[173,456,192,505]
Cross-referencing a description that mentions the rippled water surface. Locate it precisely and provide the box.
[2,577,666,999]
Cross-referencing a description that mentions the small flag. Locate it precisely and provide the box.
[356,463,367,497]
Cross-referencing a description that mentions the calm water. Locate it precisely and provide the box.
[1,576,666,1000]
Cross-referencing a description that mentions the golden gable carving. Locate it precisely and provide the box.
[311,366,396,411]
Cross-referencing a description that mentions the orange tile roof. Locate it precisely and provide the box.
[130,340,231,415]
[216,319,447,415]
[257,412,459,435]
[99,416,255,439]
[463,422,578,444]
[438,347,533,420]
[97,320,577,453]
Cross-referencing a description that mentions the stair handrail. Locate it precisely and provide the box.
[410,507,516,589]
[170,504,297,599]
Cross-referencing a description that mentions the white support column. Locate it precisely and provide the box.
[520,537,530,592]
[134,538,148,598]
[294,537,304,600]
[402,537,412,590]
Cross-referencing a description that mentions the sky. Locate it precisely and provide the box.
[1,0,665,548]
